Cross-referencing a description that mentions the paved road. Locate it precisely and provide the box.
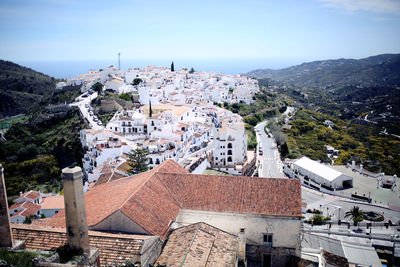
[255,121,284,178]
[302,187,400,223]
[70,92,103,130]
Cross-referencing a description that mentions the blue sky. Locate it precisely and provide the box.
[0,0,399,66]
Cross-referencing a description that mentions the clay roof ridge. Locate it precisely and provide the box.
[180,224,202,266]
[152,173,183,209]
[118,170,158,211]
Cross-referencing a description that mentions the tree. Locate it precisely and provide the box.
[127,148,149,175]
[189,67,195,73]
[92,82,103,94]
[344,206,365,226]
[280,142,289,158]
[132,78,143,86]
[171,61,174,72]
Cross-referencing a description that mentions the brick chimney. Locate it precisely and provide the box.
[62,166,89,253]
[0,164,13,247]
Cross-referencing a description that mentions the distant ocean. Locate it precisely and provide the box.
[17,58,297,79]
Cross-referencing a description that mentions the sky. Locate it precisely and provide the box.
[0,0,400,73]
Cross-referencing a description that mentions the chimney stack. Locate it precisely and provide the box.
[62,166,89,253]
[0,164,13,247]
[238,228,246,265]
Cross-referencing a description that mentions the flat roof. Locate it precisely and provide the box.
[294,157,346,182]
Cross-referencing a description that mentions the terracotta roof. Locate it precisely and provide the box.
[40,196,64,210]
[157,173,301,216]
[156,222,238,267]
[19,190,40,201]
[11,201,41,218]
[12,224,149,266]
[36,160,301,237]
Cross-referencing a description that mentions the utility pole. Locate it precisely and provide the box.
[118,52,121,70]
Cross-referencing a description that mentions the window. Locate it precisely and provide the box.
[228,156,232,162]
[263,234,273,246]
[228,143,232,148]
[228,150,232,155]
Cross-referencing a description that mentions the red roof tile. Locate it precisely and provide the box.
[157,173,301,216]
[156,222,238,267]
[12,224,149,266]
[36,160,301,237]
[10,201,41,218]
[18,191,40,201]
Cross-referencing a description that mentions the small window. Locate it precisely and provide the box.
[263,234,273,246]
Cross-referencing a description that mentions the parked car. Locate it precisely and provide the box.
[97,121,102,126]
[93,117,99,122]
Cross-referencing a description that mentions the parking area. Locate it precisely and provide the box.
[330,165,400,208]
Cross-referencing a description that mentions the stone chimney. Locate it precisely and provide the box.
[62,166,89,253]
[238,228,246,265]
[0,164,13,247]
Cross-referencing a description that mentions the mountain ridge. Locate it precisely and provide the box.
[0,59,57,118]
[245,53,400,89]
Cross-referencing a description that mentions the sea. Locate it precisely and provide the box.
[17,58,298,79]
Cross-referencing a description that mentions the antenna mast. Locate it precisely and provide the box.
[118,52,121,70]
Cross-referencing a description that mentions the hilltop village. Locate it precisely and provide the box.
[67,64,259,187]
[1,62,400,267]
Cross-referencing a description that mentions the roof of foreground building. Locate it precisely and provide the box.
[34,159,301,237]
[156,222,238,267]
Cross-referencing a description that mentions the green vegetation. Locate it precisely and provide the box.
[247,54,400,88]
[222,89,288,150]
[0,248,38,267]
[92,82,103,94]
[304,214,331,225]
[119,93,132,102]
[56,244,83,264]
[0,60,62,118]
[345,206,365,226]
[189,67,195,74]
[127,148,150,175]
[132,78,143,86]
[0,109,87,196]
[284,109,400,174]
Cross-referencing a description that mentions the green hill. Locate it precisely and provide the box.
[0,60,57,117]
[246,54,400,89]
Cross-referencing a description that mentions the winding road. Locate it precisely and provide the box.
[255,121,284,178]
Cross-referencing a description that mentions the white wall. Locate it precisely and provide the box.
[173,209,301,251]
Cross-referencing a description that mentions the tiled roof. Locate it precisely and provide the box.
[36,160,301,237]
[40,195,64,210]
[12,224,149,266]
[156,222,238,267]
[10,201,41,218]
[19,190,40,201]
[157,173,301,216]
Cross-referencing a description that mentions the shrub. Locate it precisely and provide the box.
[56,244,83,263]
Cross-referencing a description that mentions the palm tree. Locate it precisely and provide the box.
[344,206,365,226]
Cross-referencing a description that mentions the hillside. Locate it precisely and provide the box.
[0,60,57,117]
[246,54,400,89]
